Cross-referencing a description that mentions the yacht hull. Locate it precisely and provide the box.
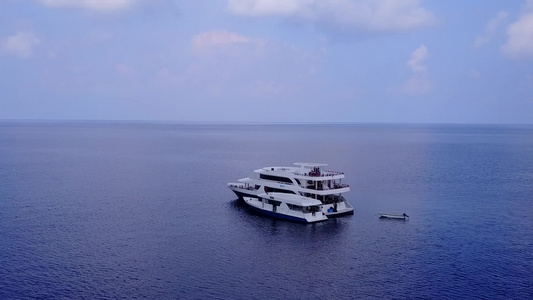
[243,194,328,223]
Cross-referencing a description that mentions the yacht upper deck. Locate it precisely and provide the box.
[254,162,345,180]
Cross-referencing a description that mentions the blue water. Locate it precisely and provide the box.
[1,122,532,299]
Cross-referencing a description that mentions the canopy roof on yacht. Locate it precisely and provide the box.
[238,177,253,183]
[294,162,327,168]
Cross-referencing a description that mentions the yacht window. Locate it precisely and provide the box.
[287,204,302,212]
[302,205,321,213]
[260,174,293,184]
[267,199,281,206]
[266,187,296,194]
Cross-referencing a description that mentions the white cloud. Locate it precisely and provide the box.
[406,44,428,72]
[502,1,533,58]
[402,45,431,94]
[473,11,508,48]
[38,0,135,12]
[228,0,312,16]
[192,29,251,50]
[155,36,322,103]
[2,32,41,58]
[228,0,435,32]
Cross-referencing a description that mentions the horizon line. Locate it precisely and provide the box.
[0,118,532,126]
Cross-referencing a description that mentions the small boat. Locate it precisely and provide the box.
[243,193,328,223]
[379,212,409,220]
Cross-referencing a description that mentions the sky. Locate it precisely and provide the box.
[1,0,532,124]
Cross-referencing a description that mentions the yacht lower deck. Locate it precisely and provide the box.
[244,193,328,223]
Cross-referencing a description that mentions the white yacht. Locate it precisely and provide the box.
[244,193,328,223]
[228,162,354,216]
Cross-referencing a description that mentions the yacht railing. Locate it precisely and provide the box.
[229,184,256,191]
[294,170,345,177]
[332,183,349,189]
[305,183,349,191]
[324,170,345,175]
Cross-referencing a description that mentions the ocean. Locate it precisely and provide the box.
[0,122,532,299]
